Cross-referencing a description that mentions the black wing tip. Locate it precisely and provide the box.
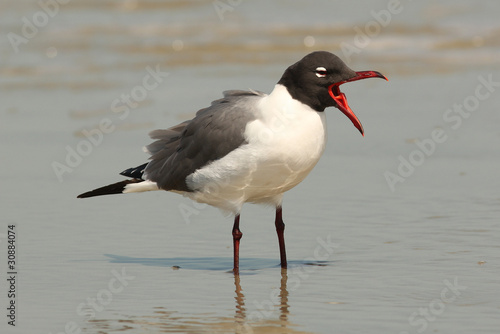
[77,179,142,199]
[120,162,148,179]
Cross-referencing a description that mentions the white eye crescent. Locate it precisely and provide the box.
[315,66,327,78]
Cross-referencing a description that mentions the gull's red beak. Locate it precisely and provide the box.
[328,71,388,136]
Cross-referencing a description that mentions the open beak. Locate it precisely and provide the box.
[328,71,388,136]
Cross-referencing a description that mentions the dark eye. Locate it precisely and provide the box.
[315,66,327,78]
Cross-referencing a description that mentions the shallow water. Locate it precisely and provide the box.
[1,0,500,333]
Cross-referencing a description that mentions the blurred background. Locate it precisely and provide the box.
[1,1,499,333]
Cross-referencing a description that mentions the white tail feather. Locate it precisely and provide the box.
[123,180,159,193]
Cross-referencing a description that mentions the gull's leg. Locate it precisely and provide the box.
[275,207,287,268]
[232,214,243,274]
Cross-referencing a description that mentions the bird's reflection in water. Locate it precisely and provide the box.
[279,268,290,324]
[234,274,247,329]
[84,268,314,334]
[233,268,290,333]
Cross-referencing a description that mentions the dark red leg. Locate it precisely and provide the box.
[232,214,243,274]
[275,207,287,268]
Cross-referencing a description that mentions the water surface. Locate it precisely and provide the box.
[1,1,499,333]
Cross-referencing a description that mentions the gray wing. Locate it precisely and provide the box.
[144,90,265,192]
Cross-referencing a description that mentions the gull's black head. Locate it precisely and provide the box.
[278,51,356,111]
[278,51,387,135]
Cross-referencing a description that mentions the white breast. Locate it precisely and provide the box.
[185,84,327,214]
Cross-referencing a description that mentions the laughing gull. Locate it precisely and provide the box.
[78,51,387,273]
